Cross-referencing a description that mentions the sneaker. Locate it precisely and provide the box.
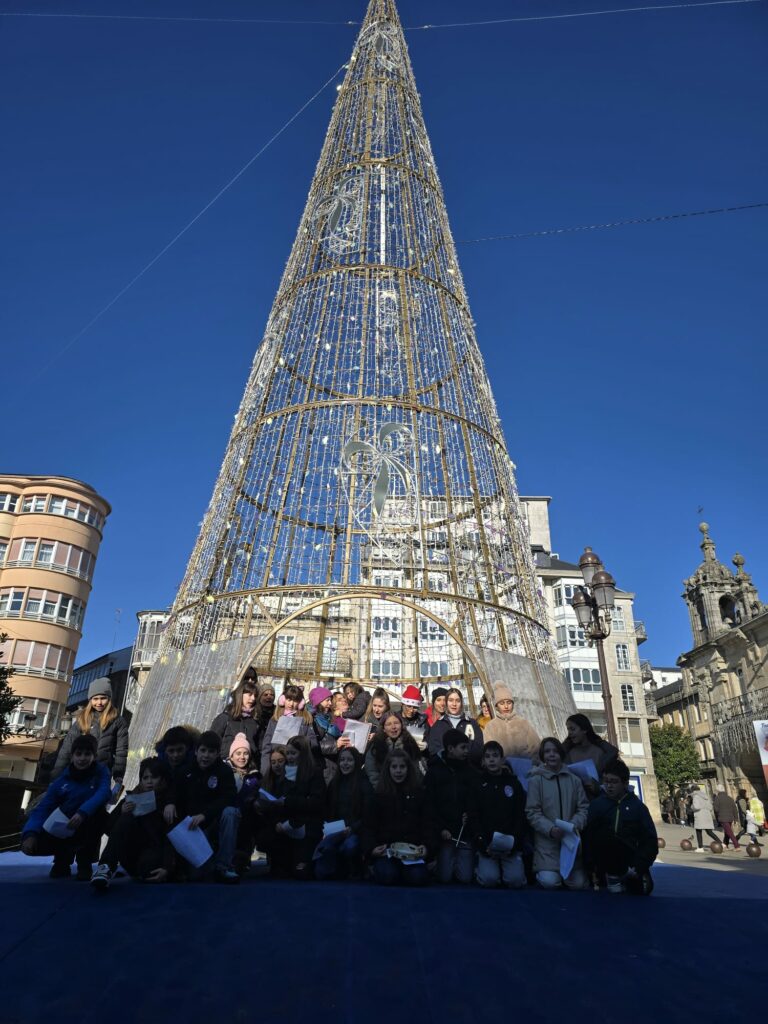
[90,864,112,891]
[606,874,626,894]
[694,847,706,853]
[215,867,240,885]
[49,862,71,879]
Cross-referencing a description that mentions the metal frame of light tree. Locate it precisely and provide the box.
[139,0,560,727]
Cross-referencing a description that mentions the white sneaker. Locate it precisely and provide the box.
[91,864,112,890]
[694,847,706,853]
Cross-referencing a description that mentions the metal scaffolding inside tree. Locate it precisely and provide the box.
[127,0,575,771]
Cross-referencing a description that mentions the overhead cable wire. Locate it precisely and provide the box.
[1,0,762,29]
[457,202,768,243]
[33,61,348,378]
[406,0,763,29]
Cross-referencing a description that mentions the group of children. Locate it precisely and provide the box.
[20,674,659,895]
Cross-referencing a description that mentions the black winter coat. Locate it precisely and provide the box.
[584,791,658,874]
[176,759,237,827]
[424,752,481,842]
[343,691,371,721]
[210,711,262,760]
[53,715,130,780]
[475,767,527,851]
[326,772,374,834]
[258,769,326,844]
[426,715,484,763]
[362,786,430,855]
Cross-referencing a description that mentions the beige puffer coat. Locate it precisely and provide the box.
[482,713,541,759]
[526,765,589,873]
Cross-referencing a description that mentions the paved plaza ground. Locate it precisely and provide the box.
[0,823,765,1024]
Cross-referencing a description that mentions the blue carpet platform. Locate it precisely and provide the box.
[0,854,765,1024]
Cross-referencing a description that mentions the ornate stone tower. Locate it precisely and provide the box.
[683,523,763,645]
[127,0,574,770]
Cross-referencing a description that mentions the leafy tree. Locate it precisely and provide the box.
[0,634,22,744]
[649,723,701,795]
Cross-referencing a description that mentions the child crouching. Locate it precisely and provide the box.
[474,741,527,888]
[91,757,176,889]
[165,730,240,883]
[21,735,110,880]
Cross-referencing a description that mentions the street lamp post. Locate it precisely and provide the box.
[571,547,619,749]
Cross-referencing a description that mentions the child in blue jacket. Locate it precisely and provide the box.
[21,734,111,880]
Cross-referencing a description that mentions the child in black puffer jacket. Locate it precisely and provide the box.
[474,740,527,888]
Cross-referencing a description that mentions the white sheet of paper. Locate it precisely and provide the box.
[271,715,303,745]
[279,821,306,840]
[487,832,516,855]
[401,859,425,866]
[323,819,347,837]
[565,760,599,783]
[506,757,532,792]
[168,817,214,868]
[43,807,75,839]
[126,791,156,817]
[555,818,580,879]
[342,719,372,754]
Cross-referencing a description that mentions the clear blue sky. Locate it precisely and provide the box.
[2,0,765,669]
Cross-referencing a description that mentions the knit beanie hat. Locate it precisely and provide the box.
[88,677,113,701]
[431,687,448,704]
[309,686,333,709]
[401,685,423,707]
[492,681,514,707]
[229,732,250,758]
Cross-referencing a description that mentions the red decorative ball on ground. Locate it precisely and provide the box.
[709,841,723,854]
[746,844,762,858]
[680,838,693,851]
[658,837,666,849]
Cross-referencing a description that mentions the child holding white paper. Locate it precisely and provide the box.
[91,757,176,889]
[474,741,527,889]
[315,747,373,880]
[562,713,619,799]
[260,683,316,775]
[255,735,325,879]
[167,731,240,884]
[526,737,589,890]
[21,734,111,880]
[363,751,430,886]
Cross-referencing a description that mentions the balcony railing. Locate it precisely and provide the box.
[712,689,768,756]
[3,558,92,582]
[634,620,647,644]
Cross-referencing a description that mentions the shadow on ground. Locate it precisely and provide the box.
[0,857,764,1024]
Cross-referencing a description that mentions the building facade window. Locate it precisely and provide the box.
[321,637,338,671]
[618,717,644,756]
[21,495,47,513]
[556,625,567,648]
[418,617,446,643]
[620,683,636,712]
[615,643,631,672]
[47,495,103,530]
[568,625,587,648]
[273,635,295,668]
[0,540,7,564]
[10,640,73,680]
[564,667,602,693]
[420,659,449,678]
[0,493,19,512]
[372,658,401,677]
[611,605,626,631]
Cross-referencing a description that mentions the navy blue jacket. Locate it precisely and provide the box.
[24,763,111,837]
[584,790,658,873]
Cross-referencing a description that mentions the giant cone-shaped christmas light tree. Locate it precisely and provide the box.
[128,0,574,773]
